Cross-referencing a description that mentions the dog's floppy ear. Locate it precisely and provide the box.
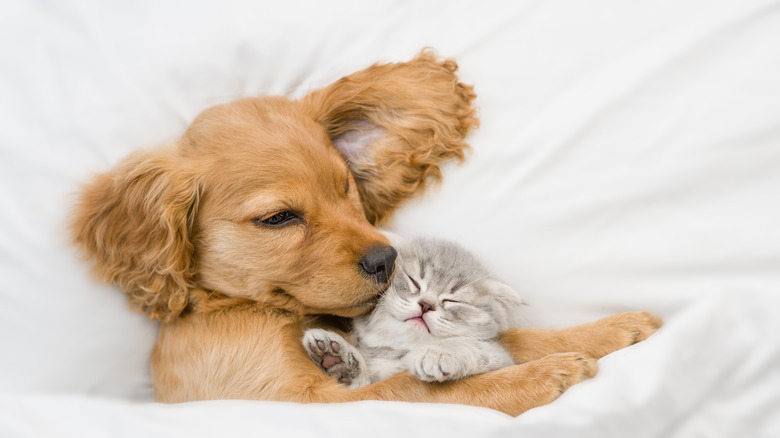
[71,147,200,322]
[300,49,478,224]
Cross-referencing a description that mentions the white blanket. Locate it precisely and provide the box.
[2,0,779,436]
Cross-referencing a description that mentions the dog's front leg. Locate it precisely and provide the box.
[297,352,598,416]
[499,311,663,364]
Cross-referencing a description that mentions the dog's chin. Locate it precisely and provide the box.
[294,274,392,317]
[303,294,382,318]
[340,297,382,317]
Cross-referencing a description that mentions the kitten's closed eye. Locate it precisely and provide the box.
[407,274,421,293]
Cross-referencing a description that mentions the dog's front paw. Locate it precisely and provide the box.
[598,311,663,346]
[528,352,598,401]
[407,348,469,382]
[302,329,365,386]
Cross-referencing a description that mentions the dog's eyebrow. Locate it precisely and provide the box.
[240,193,284,218]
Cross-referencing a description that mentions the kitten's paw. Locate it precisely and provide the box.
[408,348,469,382]
[302,329,363,385]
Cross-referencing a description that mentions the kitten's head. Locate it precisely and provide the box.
[362,237,524,341]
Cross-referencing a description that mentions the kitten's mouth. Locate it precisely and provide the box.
[404,316,431,333]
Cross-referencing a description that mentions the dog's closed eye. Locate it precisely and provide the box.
[253,211,300,227]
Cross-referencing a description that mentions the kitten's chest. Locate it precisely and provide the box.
[358,345,409,382]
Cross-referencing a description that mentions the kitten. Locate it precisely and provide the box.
[302,237,524,388]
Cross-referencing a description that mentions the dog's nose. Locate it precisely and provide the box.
[359,244,397,284]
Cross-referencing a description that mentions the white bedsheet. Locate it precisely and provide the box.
[2,292,779,437]
[2,0,779,436]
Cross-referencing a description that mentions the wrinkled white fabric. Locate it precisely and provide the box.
[1,0,779,436]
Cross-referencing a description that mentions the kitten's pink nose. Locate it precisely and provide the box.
[419,300,435,313]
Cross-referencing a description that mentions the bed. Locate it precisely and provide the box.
[2,0,779,436]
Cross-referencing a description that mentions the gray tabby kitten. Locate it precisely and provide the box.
[302,237,524,388]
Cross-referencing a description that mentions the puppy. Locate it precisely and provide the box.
[71,50,661,416]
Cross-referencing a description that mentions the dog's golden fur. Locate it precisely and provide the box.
[71,50,661,416]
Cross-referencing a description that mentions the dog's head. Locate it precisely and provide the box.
[71,50,477,322]
[183,97,397,317]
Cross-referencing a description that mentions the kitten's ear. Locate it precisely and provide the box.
[483,279,525,330]
[300,50,477,224]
